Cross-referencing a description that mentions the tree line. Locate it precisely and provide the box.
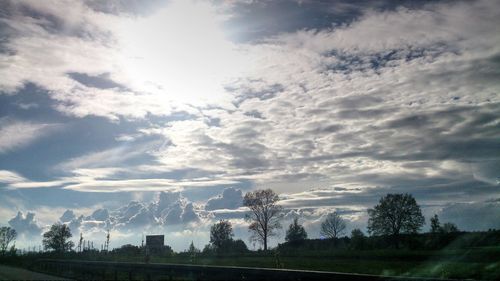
[0,189,483,256]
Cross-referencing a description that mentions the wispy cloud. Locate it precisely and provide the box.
[58,141,160,170]
[0,169,68,189]
[0,119,61,153]
[0,0,499,238]
[63,178,239,193]
[0,170,27,183]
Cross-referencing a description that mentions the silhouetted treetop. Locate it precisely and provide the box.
[243,189,283,251]
[210,220,234,250]
[0,226,17,255]
[285,217,308,243]
[368,193,425,237]
[441,222,459,233]
[42,223,74,253]
[430,214,441,233]
[320,212,346,239]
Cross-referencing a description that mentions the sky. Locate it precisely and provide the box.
[0,0,499,252]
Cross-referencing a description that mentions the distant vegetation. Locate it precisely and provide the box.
[0,226,17,255]
[204,220,248,255]
[1,190,499,280]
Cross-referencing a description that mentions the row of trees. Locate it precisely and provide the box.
[430,214,459,233]
[3,190,461,254]
[242,189,357,249]
[243,191,423,250]
[0,223,76,255]
[241,191,461,250]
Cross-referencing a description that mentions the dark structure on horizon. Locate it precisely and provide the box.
[144,234,174,256]
[146,235,164,250]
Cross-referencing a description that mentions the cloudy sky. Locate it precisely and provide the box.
[0,0,499,251]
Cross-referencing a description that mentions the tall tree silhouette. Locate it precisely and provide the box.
[210,220,234,250]
[0,227,16,255]
[243,189,283,251]
[430,214,441,233]
[285,217,308,243]
[368,193,424,247]
[43,223,74,253]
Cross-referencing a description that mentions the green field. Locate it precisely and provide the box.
[2,247,499,280]
[128,248,499,280]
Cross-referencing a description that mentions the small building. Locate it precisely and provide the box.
[144,234,173,256]
[146,235,164,249]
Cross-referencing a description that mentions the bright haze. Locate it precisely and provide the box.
[0,0,499,251]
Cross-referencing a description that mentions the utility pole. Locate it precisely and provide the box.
[78,233,83,252]
[105,229,110,252]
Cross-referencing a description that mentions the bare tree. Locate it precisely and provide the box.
[243,189,283,251]
[0,227,17,255]
[320,212,346,239]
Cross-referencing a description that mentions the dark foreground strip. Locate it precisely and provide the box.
[31,259,464,281]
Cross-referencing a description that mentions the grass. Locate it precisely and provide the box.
[144,247,500,280]
[2,247,499,280]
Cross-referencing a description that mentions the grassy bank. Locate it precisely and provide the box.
[1,247,499,280]
[146,248,500,280]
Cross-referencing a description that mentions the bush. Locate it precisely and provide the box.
[112,244,142,256]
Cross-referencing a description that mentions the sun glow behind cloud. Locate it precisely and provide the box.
[115,0,251,107]
[0,0,499,251]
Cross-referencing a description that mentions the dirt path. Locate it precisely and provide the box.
[0,264,71,280]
